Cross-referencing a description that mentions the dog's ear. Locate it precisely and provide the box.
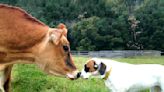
[98,62,106,75]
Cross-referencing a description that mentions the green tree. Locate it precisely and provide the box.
[71,16,125,50]
[0,0,163,50]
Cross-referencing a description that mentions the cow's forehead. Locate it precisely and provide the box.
[60,36,69,45]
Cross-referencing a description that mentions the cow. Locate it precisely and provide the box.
[0,4,79,92]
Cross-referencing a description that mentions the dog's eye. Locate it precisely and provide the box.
[94,64,98,70]
[93,62,98,69]
[63,45,69,52]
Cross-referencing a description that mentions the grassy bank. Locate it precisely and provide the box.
[11,56,164,92]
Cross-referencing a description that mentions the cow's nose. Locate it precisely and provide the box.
[76,72,81,78]
[66,70,79,80]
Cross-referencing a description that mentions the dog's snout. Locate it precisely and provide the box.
[76,72,81,78]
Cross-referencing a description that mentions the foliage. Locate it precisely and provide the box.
[135,0,164,50]
[0,0,163,50]
[71,16,125,50]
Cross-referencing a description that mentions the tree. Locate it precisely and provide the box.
[71,16,125,50]
[0,0,163,50]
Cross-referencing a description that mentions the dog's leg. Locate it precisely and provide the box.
[109,88,126,92]
[150,86,161,92]
[107,86,118,92]
[160,83,164,92]
[150,87,155,92]
[105,81,118,92]
[161,87,164,92]
[109,90,117,92]
[160,78,164,92]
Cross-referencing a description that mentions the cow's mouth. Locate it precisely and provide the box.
[66,70,79,80]
[48,70,79,80]
[66,73,76,80]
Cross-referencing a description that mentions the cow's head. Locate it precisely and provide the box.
[35,23,78,79]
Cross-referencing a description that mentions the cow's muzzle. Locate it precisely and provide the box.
[66,70,79,80]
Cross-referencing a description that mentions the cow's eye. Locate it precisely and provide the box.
[63,45,69,52]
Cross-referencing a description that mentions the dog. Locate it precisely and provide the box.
[78,58,164,92]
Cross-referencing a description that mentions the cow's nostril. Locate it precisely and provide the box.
[76,72,81,78]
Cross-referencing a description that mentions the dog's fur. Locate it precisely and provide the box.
[80,58,164,92]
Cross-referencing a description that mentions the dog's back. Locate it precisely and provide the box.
[103,60,164,92]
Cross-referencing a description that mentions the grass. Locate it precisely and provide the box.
[11,56,164,92]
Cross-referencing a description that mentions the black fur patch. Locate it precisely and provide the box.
[98,62,106,75]
[84,64,89,72]
[76,72,81,78]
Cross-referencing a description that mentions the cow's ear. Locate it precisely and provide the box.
[57,23,67,37]
[49,23,68,45]
[49,28,63,45]
[98,62,106,75]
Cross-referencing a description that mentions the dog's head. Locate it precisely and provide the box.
[78,58,107,79]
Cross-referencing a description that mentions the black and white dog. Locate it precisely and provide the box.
[78,58,164,92]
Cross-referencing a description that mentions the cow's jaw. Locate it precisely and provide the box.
[49,70,65,77]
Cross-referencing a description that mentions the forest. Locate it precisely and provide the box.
[0,0,164,51]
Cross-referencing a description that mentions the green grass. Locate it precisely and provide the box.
[11,56,164,92]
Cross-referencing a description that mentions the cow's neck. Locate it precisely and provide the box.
[0,51,35,65]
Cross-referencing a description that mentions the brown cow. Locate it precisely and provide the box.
[0,4,79,92]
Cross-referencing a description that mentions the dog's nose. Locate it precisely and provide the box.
[76,72,81,78]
